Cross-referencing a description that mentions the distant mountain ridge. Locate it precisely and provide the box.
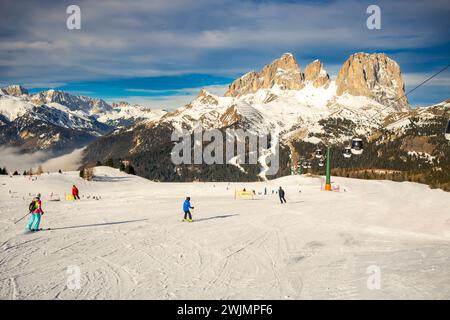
[0,87,166,155]
[1,52,448,190]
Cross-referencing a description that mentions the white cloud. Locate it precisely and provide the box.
[1,0,449,83]
[106,95,192,110]
[0,0,448,105]
[0,147,46,173]
[0,147,84,173]
[41,148,85,172]
[403,72,450,88]
[108,84,229,110]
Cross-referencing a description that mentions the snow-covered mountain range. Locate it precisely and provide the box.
[152,52,410,139]
[0,86,166,154]
[80,52,449,186]
[1,52,448,186]
[0,52,414,155]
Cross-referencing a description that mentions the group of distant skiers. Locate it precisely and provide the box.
[24,184,287,230]
[180,186,287,223]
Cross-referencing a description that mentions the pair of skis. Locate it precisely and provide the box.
[26,228,51,233]
[16,213,50,232]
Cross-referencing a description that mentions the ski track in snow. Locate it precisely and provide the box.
[0,167,449,299]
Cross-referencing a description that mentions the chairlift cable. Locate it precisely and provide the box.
[367,64,450,123]
[346,64,450,154]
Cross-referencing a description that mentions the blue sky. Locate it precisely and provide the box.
[0,0,449,109]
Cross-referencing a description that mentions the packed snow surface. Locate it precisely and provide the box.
[1,167,449,299]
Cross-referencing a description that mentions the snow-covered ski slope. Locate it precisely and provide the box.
[1,167,449,299]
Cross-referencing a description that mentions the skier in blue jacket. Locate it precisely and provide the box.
[183,197,194,222]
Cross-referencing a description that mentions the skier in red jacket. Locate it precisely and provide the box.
[72,185,80,200]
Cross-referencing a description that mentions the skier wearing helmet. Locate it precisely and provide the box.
[27,193,44,231]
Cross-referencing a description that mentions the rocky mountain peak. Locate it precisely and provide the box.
[335,52,409,111]
[31,89,70,105]
[31,89,112,114]
[197,88,210,98]
[224,52,304,97]
[1,85,29,96]
[112,101,131,108]
[303,60,330,88]
[195,89,219,105]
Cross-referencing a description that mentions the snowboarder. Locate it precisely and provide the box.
[278,187,286,204]
[27,193,44,231]
[183,197,194,222]
[72,185,80,200]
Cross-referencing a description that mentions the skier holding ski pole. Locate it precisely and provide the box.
[183,197,194,222]
[14,193,41,224]
[14,212,30,224]
[26,193,44,232]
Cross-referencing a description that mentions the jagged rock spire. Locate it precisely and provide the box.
[1,85,29,96]
[304,60,330,88]
[225,53,304,97]
[336,52,409,111]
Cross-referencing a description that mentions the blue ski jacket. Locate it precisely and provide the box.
[183,199,193,211]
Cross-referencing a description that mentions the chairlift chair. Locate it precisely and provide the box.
[318,159,324,167]
[351,138,364,155]
[314,148,323,159]
[343,147,352,159]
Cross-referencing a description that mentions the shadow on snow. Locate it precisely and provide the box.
[194,214,238,223]
[49,219,148,231]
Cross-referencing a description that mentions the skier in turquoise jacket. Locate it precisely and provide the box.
[27,193,44,231]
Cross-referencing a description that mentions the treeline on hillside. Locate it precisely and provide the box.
[81,125,291,182]
[79,158,136,180]
[80,115,449,189]
[291,116,450,191]
[0,166,40,176]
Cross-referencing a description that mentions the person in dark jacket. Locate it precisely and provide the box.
[183,197,194,222]
[278,187,286,204]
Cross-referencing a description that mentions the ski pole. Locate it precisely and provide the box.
[14,212,30,224]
